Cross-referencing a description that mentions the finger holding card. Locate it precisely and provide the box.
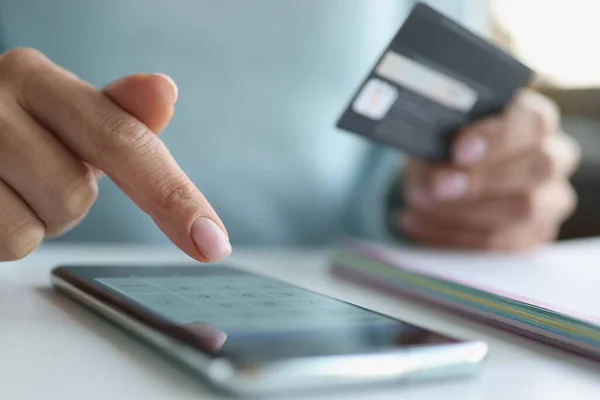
[404,131,580,203]
[402,180,577,231]
[335,3,579,251]
[452,89,561,167]
[399,89,580,251]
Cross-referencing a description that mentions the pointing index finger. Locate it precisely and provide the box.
[15,51,231,262]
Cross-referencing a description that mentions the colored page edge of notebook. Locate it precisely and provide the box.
[339,238,600,327]
[333,250,600,345]
[329,260,600,361]
[330,248,600,346]
[335,254,600,348]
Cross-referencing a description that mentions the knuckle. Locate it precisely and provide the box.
[531,108,552,139]
[95,110,153,154]
[154,179,196,211]
[0,47,50,83]
[1,47,47,68]
[513,89,560,141]
[531,150,556,181]
[0,48,54,106]
[530,97,559,138]
[0,222,44,261]
[51,173,98,230]
[515,191,538,220]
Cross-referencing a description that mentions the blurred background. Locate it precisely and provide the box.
[11,0,595,245]
[489,0,600,240]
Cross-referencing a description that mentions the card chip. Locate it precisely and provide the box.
[352,78,398,120]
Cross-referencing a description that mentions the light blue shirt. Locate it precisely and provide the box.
[0,0,487,246]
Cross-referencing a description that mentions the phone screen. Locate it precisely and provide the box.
[54,265,459,366]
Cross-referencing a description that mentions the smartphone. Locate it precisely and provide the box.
[51,264,487,395]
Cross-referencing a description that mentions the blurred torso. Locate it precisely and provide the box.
[0,0,485,245]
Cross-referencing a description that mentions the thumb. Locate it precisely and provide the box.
[102,73,177,134]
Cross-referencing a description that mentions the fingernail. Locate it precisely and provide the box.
[408,185,434,208]
[191,217,232,262]
[455,135,488,165]
[434,172,469,200]
[152,73,178,104]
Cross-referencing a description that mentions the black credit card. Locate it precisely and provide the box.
[336,2,533,162]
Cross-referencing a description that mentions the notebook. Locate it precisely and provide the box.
[330,237,600,360]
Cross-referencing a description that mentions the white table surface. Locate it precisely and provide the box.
[1,241,600,400]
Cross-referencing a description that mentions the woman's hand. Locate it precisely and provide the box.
[398,89,580,251]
